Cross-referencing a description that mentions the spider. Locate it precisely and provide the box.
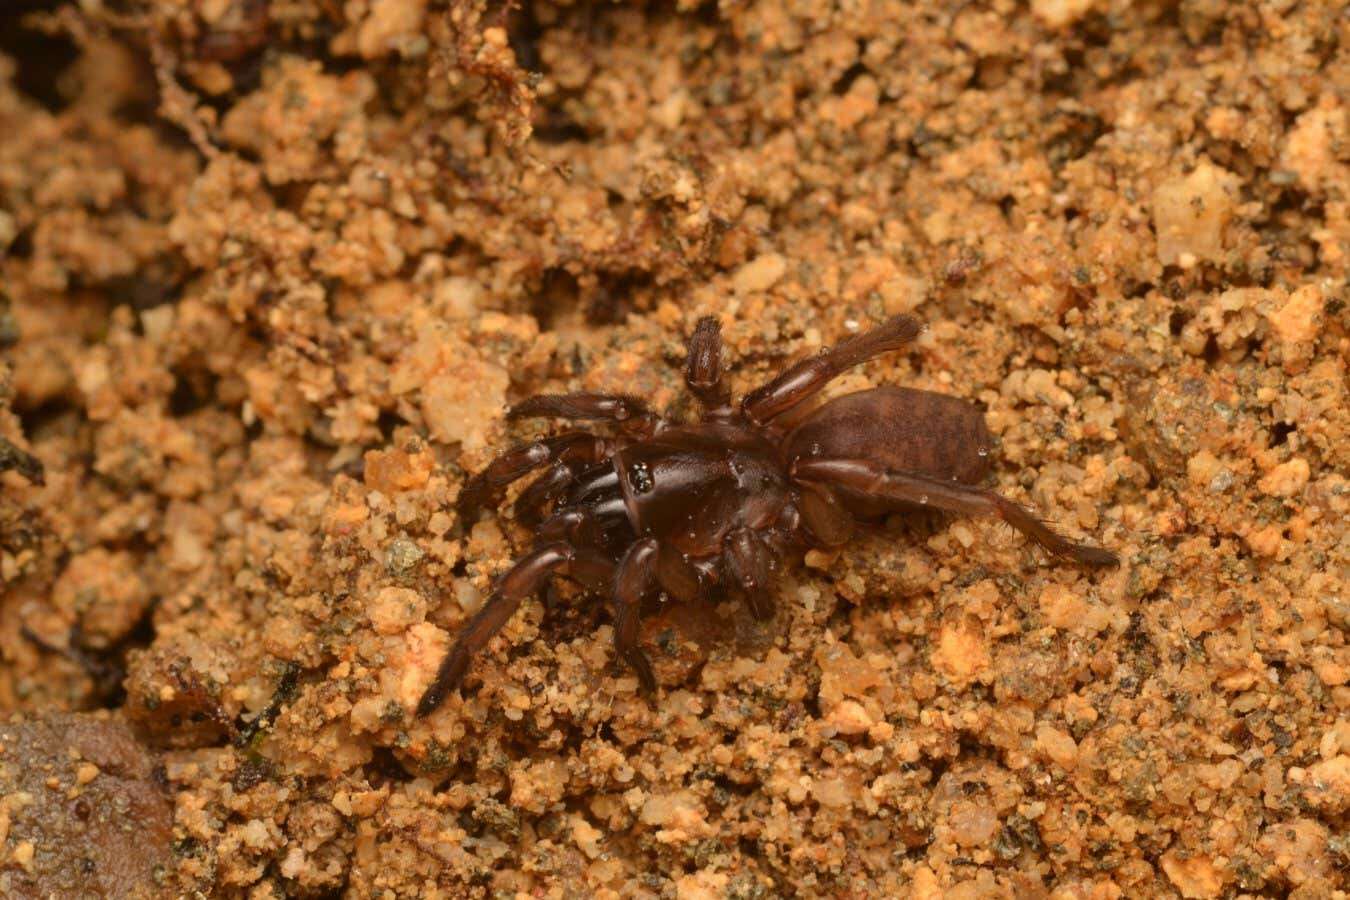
[417,314,1116,715]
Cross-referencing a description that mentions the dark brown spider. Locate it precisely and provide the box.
[417,315,1116,715]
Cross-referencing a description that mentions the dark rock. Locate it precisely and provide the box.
[0,712,174,898]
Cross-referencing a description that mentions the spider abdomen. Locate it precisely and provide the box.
[785,386,993,519]
[787,386,993,482]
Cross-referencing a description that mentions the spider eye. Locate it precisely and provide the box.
[629,461,654,493]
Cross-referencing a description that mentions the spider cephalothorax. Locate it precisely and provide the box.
[417,315,1116,715]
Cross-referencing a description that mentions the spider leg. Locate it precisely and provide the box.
[792,458,1118,567]
[508,393,660,436]
[793,481,854,547]
[536,509,593,545]
[686,316,731,412]
[724,527,779,620]
[458,433,610,522]
[654,542,702,603]
[613,538,659,692]
[536,496,630,547]
[416,542,614,716]
[741,315,922,424]
[513,460,578,525]
[567,462,621,505]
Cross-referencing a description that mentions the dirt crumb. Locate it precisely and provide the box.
[1,0,1346,896]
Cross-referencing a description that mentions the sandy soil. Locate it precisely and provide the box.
[0,0,1346,897]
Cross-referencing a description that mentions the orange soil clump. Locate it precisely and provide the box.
[0,1,1346,896]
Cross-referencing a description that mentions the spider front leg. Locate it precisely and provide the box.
[458,433,610,522]
[416,541,614,716]
[513,460,578,525]
[508,392,660,436]
[793,458,1118,567]
[742,315,922,424]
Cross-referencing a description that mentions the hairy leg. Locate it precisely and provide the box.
[508,392,659,436]
[458,433,609,522]
[793,458,1118,567]
[416,542,613,716]
[742,315,922,424]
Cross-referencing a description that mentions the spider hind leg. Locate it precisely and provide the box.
[794,458,1117,567]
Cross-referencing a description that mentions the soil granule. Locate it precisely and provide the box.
[0,1,1346,897]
